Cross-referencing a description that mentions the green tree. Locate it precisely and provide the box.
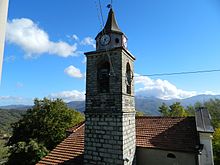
[159,103,169,117]
[169,102,188,117]
[7,98,84,165]
[0,139,9,163]
[136,110,144,116]
[204,99,220,128]
[194,101,203,109]
[213,128,220,165]
[7,139,48,165]
[159,102,189,117]
[186,105,195,116]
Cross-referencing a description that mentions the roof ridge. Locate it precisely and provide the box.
[67,121,85,133]
[73,122,85,133]
[136,116,194,119]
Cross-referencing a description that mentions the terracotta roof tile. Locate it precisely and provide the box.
[136,117,199,152]
[37,116,199,165]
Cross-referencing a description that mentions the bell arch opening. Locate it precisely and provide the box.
[126,62,132,94]
[97,61,110,93]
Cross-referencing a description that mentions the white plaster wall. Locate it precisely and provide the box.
[198,133,214,165]
[0,0,9,81]
[136,147,197,165]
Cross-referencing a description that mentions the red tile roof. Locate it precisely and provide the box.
[37,116,199,165]
[136,116,199,152]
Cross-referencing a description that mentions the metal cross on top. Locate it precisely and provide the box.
[107,0,113,9]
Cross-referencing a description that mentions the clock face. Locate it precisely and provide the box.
[100,34,111,46]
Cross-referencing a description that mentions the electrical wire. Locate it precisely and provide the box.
[98,0,104,27]
[94,0,103,31]
[135,69,220,77]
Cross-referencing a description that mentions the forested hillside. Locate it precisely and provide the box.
[0,109,25,164]
[0,109,25,134]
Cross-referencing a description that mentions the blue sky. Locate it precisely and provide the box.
[1,0,220,105]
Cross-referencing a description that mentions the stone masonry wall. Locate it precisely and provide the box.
[84,112,135,165]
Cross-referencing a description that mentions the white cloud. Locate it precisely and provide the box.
[0,96,33,105]
[0,96,22,100]
[48,90,85,102]
[81,37,96,48]
[201,91,216,95]
[71,34,79,41]
[64,65,83,78]
[134,74,197,100]
[6,18,78,58]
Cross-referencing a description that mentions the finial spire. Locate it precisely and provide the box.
[107,4,112,9]
[107,0,113,9]
[103,7,122,33]
[95,4,123,39]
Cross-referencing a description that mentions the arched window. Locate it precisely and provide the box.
[97,61,110,93]
[126,63,132,94]
[167,153,176,159]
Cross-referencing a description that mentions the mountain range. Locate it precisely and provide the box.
[1,94,220,115]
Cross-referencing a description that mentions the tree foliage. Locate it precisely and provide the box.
[136,110,144,116]
[204,99,220,128]
[0,139,9,163]
[159,103,169,117]
[213,128,220,165]
[7,140,48,165]
[159,102,189,117]
[7,98,84,165]
[0,109,25,134]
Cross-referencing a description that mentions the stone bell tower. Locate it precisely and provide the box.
[84,8,136,165]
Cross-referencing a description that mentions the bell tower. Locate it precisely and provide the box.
[84,8,136,165]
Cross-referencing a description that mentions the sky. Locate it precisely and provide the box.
[1,0,220,105]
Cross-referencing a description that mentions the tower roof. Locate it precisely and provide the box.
[104,8,122,33]
[96,8,123,39]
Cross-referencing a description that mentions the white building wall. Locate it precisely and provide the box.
[136,147,197,165]
[0,0,9,82]
[198,133,214,165]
